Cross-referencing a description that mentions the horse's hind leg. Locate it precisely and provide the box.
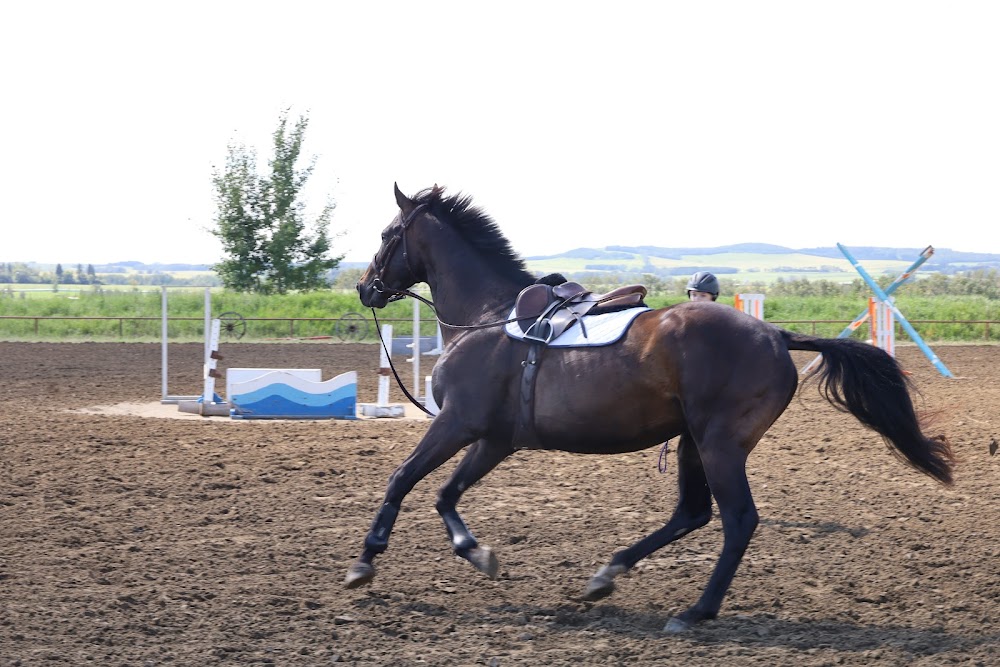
[435,438,515,579]
[664,438,757,633]
[582,434,712,601]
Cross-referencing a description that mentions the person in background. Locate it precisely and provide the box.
[686,271,719,302]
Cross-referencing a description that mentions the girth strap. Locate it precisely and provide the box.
[513,343,544,449]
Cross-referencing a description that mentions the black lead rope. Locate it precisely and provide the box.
[658,441,671,473]
[371,308,436,417]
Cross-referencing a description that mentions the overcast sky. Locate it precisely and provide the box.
[3,1,998,266]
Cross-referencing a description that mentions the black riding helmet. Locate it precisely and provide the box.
[686,271,719,299]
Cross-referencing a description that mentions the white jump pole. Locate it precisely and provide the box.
[202,318,222,402]
[203,287,211,362]
[408,296,421,401]
[161,286,168,401]
[358,323,405,417]
[426,324,443,355]
[161,287,212,404]
[424,375,439,416]
[377,324,392,406]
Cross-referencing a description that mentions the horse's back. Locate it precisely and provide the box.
[636,301,798,396]
[524,301,799,452]
[645,301,793,363]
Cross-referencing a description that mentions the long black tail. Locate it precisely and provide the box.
[782,330,953,485]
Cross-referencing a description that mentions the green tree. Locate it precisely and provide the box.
[211,110,342,294]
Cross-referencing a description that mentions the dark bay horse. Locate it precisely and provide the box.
[349,184,953,632]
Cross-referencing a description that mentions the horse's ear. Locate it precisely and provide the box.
[394,182,415,216]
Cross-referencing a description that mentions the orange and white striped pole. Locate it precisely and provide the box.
[735,293,765,320]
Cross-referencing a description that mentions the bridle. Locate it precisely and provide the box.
[369,203,428,304]
[362,203,619,418]
[366,204,524,332]
[362,201,530,417]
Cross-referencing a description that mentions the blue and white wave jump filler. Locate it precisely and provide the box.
[228,369,358,419]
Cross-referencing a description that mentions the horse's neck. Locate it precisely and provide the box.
[416,223,531,336]
[425,264,525,330]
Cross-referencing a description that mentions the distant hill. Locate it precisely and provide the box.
[29,245,992,284]
[515,244,1000,283]
[95,261,215,273]
[526,244,1000,265]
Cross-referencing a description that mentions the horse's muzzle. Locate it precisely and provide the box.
[357,279,390,309]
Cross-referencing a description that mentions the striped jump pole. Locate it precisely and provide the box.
[870,297,895,357]
[800,245,935,375]
[838,243,953,378]
[734,293,765,320]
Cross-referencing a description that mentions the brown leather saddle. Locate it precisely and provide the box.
[511,280,648,450]
[513,281,648,343]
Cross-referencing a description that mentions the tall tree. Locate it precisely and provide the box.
[211,110,342,293]
[211,143,267,292]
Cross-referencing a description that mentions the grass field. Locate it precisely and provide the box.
[2,287,999,343]
[0,284,209,298]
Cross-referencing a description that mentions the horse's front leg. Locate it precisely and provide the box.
[435,438,515,579]
[344,414,477,589]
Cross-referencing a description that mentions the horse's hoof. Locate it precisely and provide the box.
[663,616,693,634]
[344,562,375,589]
[464,546,500,579]
[580,563,627,601]
[581,576,615,601]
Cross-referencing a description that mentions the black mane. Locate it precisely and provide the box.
[413,186,535,285]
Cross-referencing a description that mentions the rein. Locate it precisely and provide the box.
[371,311,436,417]
[369,284,523,331]
[367,296,524,419]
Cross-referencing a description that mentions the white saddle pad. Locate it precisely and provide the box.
[505,306,650,347]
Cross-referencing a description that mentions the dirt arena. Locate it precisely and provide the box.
[1,341,997,666]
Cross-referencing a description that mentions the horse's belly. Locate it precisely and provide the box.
[531,364,682,450]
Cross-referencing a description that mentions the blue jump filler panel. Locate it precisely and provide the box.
[229,370,358,419]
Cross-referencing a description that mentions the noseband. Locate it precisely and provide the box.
[370,203,429,301]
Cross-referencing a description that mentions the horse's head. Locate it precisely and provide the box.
[357,183,433,308]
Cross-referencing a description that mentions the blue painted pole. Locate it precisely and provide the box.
[834,246,934,340]
[799,246,935,374]
[837,243,954,378]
